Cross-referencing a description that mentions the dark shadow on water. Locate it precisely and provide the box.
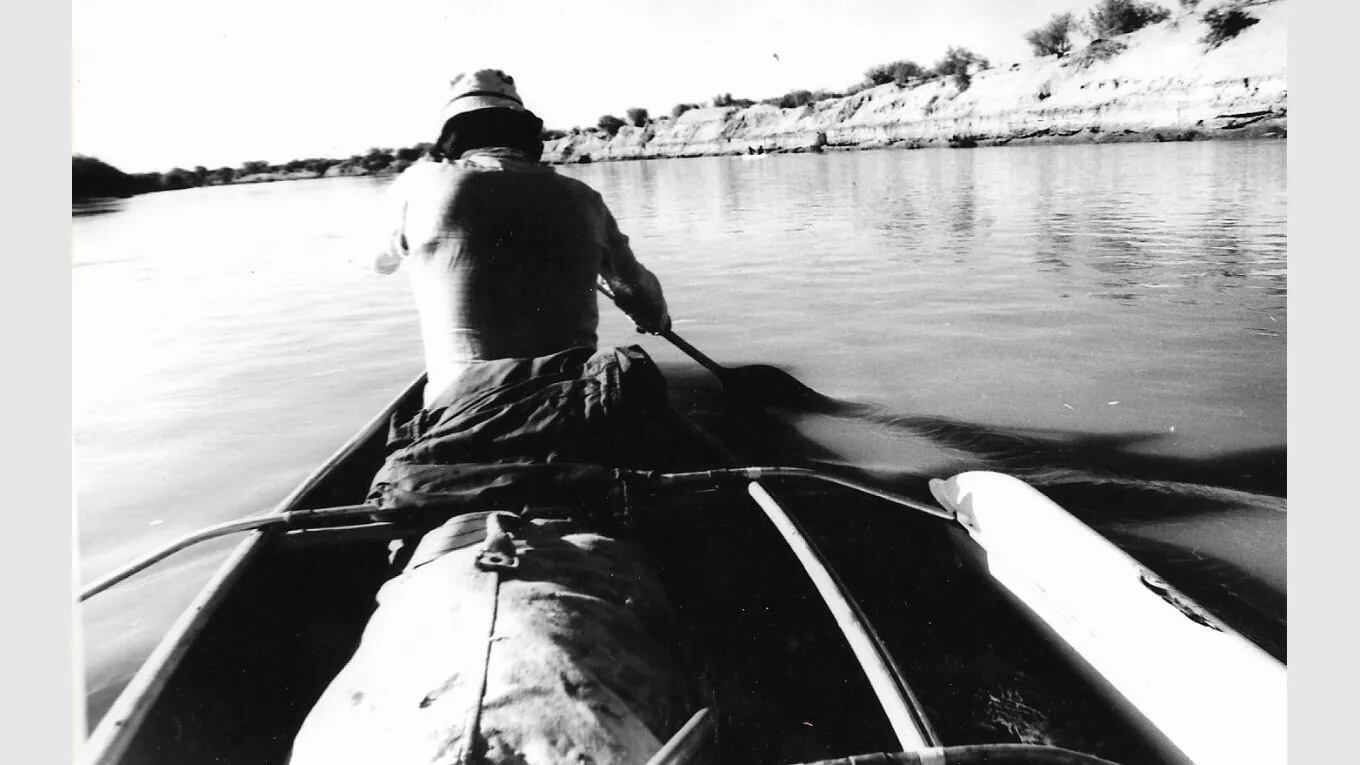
[660,361,1287,662]
[851,412,1286,502]
[699,361,1284,507]
[1099,530,1285,660]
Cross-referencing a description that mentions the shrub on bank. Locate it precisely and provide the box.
[864,60,926,87]
[934,46,990,91]
[761,89,842,109]
[362,148,393,171]
[598,114,626,136]
[1066,37,1131,68]
[1025,12,1078,57]
[670,103,701,119]
[625,107,650,127]
[1201,4,1259,48]
[307,158,341,175]
[1087,0,1171,38]
[128,172,167,194]
[1066,37,1129,68]
[712,93,756,108]
[161,168,198,190]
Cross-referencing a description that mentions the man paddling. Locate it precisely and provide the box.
[290,71,701,765]
[373,68,672,408]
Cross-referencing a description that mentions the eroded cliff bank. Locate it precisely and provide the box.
[543,2,1285,164]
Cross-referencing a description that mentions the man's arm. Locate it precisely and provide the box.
[374,171,410,275]
[597,203,671,333]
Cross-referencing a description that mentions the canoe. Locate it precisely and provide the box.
[80,366,1285,765]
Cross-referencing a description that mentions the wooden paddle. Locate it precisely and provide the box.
[657,328,836,410]
[596,283,836,411]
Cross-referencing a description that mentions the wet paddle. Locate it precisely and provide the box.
[597,283,847,412]
[657,328,837,411]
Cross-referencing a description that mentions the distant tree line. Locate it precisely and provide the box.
[72,155,139,199]
[72,143,437,200]
[565,44,997,143]
[76,1,1260,199]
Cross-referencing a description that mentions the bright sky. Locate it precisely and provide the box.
[72,0,1090,173]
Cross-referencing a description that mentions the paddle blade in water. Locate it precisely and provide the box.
[721,364,843,412]
[652,328,870,415]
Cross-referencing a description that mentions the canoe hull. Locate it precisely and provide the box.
[83,370,1276,764]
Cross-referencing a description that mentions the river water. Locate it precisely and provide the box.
[73,140,1287,726]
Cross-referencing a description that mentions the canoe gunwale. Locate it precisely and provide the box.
[83,529,269,765]
[82,374,427,765]
[80,368,1265,764]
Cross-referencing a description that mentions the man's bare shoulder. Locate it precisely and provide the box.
[386,159,469,202]
[393,157,603,207]
[393,158,452,185]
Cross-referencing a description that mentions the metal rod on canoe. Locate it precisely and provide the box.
[78,504,375,601]
[674,418,942,752]
[745,482,939,752]
[649,467,954,521]
[643,707,715,765]
[79,464,956,602]
[596,287,946,747]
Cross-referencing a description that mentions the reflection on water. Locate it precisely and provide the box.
[74,140,1286,724]
[72,198,129,218]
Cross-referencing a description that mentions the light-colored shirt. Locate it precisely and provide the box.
[376,148,669,404]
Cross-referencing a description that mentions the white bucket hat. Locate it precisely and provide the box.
[440,69,527,124]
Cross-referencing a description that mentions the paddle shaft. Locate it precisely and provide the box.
[594,283,730,381]
[658,329,729,380]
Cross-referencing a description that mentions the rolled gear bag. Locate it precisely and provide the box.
[291,510,694,765]
[292,346,700,764]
